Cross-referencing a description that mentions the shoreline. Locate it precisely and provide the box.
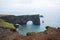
[0,15,60,40]
[0,26,60,40]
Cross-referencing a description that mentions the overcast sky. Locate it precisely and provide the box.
[0,0,60,15]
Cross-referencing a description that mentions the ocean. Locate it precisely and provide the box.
[16,11,60,35]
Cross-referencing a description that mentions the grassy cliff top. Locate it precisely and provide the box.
[0,14,8,15]
[0,19,16,29]
[0,14,14,17]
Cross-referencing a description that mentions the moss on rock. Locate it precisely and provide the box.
[0,19,16,29]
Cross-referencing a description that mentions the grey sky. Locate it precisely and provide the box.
[0,0,60,15]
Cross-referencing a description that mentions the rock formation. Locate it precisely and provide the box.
[0,26,60,40]
[0,15,40,25]
[0,19,16,30]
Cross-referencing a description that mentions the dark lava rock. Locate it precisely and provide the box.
[0,15,40,25]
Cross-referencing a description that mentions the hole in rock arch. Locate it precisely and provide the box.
[27,21,33,25]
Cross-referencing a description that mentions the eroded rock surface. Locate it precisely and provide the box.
[0,26,60,40]
[0,15,40,25]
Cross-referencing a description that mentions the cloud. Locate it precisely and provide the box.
[0,0,60,9]
[0,0,60,15]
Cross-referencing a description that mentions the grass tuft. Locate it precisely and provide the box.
[0,19,16,29]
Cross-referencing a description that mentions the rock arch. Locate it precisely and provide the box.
[0,14,40,25]
[26,21,33,25]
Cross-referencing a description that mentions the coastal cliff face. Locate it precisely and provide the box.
[0,26,60,40]
[0,19,16,29]
[0,15,40,25]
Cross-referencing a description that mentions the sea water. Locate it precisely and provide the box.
[17,11,60,35]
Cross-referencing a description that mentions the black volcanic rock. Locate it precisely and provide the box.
[0,15,40,26]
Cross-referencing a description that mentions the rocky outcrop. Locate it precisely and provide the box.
[0,19,16,30]
[26,26,60,40]
[0,26,60,40]
[0,28,22,40]
[0,15,40,25]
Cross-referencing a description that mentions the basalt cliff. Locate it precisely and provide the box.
[0,15,40,25]
[0,15,60,40]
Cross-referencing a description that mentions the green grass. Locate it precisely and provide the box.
[0,19,16,29]
[0,14,8,16]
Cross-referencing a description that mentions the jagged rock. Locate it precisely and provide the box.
[0,28,23,40]
[0,26,60,40]
[26,26,60,40]
[45,26,60,40]
[0,15,40,25]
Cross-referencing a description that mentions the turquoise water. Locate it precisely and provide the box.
[17,23,46,35]
[17,12,60,35]
[17,14,60,35]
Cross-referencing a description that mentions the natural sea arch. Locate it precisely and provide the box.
[27,21,33,25]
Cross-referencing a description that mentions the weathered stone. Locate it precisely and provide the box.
[0,19,16,30]
[0,14,40,26]
[0,26,60,40]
